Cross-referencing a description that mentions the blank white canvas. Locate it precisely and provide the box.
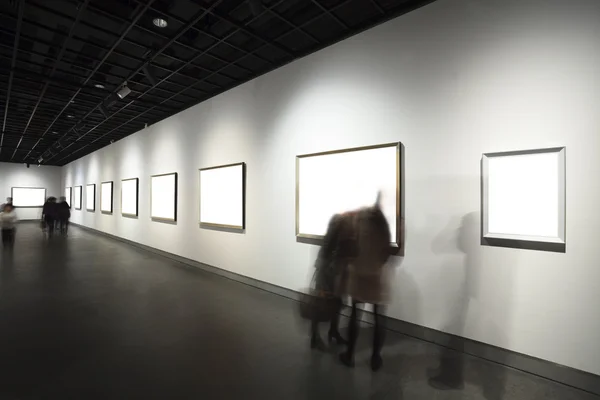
[86,184,95,211]
[121,179,138,216]
[74,187,82,209]
[298,145,397,241]
[65,187,71,207]
[151,174,176,220]
[12,188,45,207]
[487,152,560,238]
[101,182,113,213]
[200,164,244,227]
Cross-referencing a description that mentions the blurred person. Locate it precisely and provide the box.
[42,197,58,237]
[310,212,355,350]
[0,197,12,212]
[0,203,18,249]
[57,196,71,236]
[339,196,392,371]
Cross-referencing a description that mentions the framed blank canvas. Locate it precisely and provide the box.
[199,163,245,230]
[11,187,46,207]
[65,187,72,208]
[296,142,403,250]
[481,147,566,252]
[86,184,96,212]
[101,181,113,214]
[121,178,139,217]
[151,173,177,222]
[74,186,82,210]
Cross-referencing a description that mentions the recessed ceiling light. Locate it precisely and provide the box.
[94,83,105,89]
[153,17,167,28]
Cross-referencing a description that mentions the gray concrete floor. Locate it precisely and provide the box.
[0,223,596,399]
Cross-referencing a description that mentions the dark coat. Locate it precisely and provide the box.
[313,212,355,296]
[345,206,392,304]
[57,201,70,220]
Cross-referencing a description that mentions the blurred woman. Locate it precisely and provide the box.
[57,196,71,235]
[310,212,355,350]
[0,203,18,249]
[339,200,391,371]
[42,197,58,237]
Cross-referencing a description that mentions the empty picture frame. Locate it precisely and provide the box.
[11,187,46,207]
[151,173,177,222]
[296,142,403,249]
[199,163,245,230]
[65,187,72,208]
[101,181,114,214]
[74,186,82,210]
[86,184,96,212]
[481,147,566,252]
[121,178,139,217]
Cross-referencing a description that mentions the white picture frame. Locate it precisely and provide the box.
[11,187,46,207]
[65,187,72,208]
[121,178,139,217]
[150,173,177,222]
[86,184,96,212]
[74,186,82,210]
[101,181,113,214]
[481,147,566,252]
[296,142,402,249]
[199,163,245,230]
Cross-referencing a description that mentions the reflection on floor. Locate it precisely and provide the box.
[0,223,595,399]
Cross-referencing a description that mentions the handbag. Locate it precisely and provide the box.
[298,288,339,322]
[298,269,340,322]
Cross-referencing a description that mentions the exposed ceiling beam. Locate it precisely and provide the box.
[25,0,159,162]
[11,0,91,161]
[0,0,24,157]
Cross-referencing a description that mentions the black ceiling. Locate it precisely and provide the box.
[0,0,433,166]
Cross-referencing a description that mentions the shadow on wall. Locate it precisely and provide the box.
[428,211,515,399]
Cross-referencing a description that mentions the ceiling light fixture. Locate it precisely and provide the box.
[94,83,105,89]
[153,17,168,28]
[67,114,74,118]
[117,82,131,99]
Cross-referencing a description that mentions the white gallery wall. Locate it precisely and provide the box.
[0,162,61,220]
[62,0,600,375]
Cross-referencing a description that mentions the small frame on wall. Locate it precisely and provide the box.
[11,187,46,208]
[65,187,72,208]
[86,184,96,212]
[73,186,82,210]
[481,147,566,253]
[199,162,245,230]
[296,142,404,252]
[150,173,177,223]
[121,178,139,218]
[101,181,114,214]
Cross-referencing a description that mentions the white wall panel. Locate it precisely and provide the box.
[61,0,600,375]
[0,162,61,219]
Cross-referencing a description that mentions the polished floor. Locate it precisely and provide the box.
[0,224,596,399]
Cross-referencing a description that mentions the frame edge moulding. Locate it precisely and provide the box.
[295,142,404,254]
[150,172,178,223]
[199,162,246,231]
[481,146,566,253]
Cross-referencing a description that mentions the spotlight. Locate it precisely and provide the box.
[38,157,43,163]
[153,17,168,28]
[117,83,131,99]
[94,83,105,89]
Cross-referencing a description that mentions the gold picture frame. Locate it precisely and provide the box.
[296,142,404,253]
